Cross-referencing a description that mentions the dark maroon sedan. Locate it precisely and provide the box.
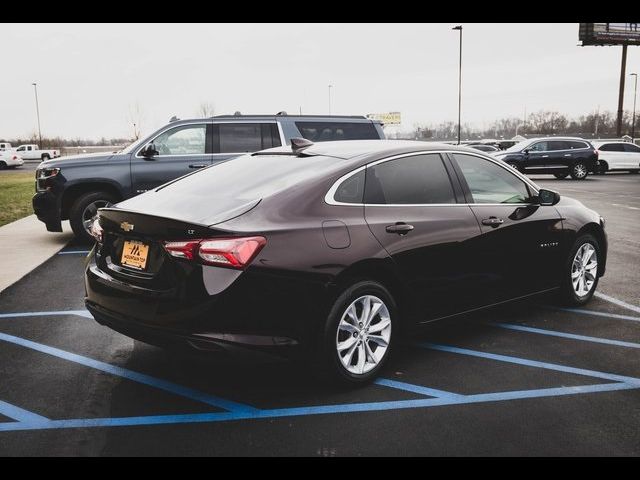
[85,140,607,385]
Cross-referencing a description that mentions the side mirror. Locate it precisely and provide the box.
[536,188,560,206]
[141,143,158,157]
[523,148,530,155]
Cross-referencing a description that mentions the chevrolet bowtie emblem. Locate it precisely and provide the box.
[120,222,135,232]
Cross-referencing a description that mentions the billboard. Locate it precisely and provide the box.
[366,112,401,125]
[579,23,640,46]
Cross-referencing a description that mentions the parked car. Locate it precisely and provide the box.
[14,144,60,161]
[591,141,640,174]
[492,137,598,180]
[33,114,385,242]
[469,144,499,152]
[0,142,12,151]
[85,140,607,385]
[0,151,23,169]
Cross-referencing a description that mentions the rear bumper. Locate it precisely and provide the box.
[32,191,62,232]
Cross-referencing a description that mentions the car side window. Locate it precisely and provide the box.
[17,146,25,151]
[152,125,206,156]
[215,123,281,153]
[454,154,532,204]
[528,142,548,152]
[334,170,365,203]
[364,154,456,205]
[624,143,640,153]
[567,141,588,149]
[548,141,569,151]
[601,143,625,152]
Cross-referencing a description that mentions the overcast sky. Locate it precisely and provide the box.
[1,23,638,140]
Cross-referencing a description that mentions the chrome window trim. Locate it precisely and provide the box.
[324,150,540,207]
[528,140,591,153]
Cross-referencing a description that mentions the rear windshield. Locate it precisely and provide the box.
[295,122,379,142]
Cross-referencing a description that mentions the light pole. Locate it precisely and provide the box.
[631,73,638,141]
[328,84,333,114]
[452,26,463,145]
[32,82,42,147]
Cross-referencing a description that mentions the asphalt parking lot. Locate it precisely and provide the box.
[0,173,639,456]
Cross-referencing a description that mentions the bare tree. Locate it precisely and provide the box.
[127,103,144,141]
[198,102,216,118]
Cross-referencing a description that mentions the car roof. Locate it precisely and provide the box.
[526,137,592,142]
[258,139,486,161]
[591,140,627,144]
[165,114,378,126]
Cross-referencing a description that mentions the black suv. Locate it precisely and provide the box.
[33,114,385,242]
[492,137,598,180]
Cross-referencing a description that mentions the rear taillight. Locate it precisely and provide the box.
[12,155,17,160]
[90,218,103,243]
[594,149,599,157]
[163,236,266,270]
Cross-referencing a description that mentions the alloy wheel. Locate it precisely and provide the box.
[573,163,587,179]
[335,295,391,375]
[571,243,598,297]
[82,200,112,233]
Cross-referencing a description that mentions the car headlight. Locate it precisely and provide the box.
[600,216,606,228]
[36,167,60,179]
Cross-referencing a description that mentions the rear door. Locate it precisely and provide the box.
[130,123,212,194]
[362,152,485,320]
[623,143,640,169]
[450,152,565,300]
[212,122,282,165]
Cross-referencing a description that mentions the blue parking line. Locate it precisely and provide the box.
[0,331,257,414]
[420,342,640,386]
[0,400,49,424]
[57,250,90,255]
[0,381,634,432]
[492,322,640,349]
[375,378,463,398]
[547,306,640,323]
[0,310,92,320]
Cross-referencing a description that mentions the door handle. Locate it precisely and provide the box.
[481,217,504,228]
[189,164,207,169]
[564,154,572,157]
[541,155,549,158]
[385,222,414,235]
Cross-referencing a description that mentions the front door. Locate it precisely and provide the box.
[130,123,212,194]
[362,152,485,321]
[451,152,565,302]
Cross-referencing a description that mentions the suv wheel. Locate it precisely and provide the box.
[0,161,6,170]
[41,154,50,161]
[69,191,116,243]
[570,162,588,180]
[553,172,568,179]
[314,280,396,386]
[558,234,600,306]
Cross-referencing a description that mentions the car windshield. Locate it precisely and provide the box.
[502,140,533,153]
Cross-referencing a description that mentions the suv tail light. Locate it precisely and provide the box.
[163,236,266,270]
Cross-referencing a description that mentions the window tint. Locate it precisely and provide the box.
[364,154,456,205]
[624,143,640,153]
[528,142,548,152]
[153,124,206,155]
[214,123,281,153]
[599,143,625,152]
[548,141,569,151]
[454,154,532,204]
[334,170,365,204]
[567,141,588,149]
[295,122,379,142]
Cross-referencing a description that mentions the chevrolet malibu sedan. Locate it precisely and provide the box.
[85,140,607,385]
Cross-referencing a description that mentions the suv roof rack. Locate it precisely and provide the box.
[212,114,368,119]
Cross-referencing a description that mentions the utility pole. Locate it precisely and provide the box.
[616,45,628,137]
[328,84,333,114]
[452,26,463,145]
[630,73,638,141]
[595,105,600,137]
[32,83,42,147]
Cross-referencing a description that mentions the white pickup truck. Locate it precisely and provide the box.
[0,142,12,151]
[14,144,60,161]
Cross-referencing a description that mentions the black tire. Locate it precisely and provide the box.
[570,161,589,180]
[553,172,569,179]
[314,280,397,386]
[41,154,50,161]
[69,191,117,243]
[596,161,608,175]
[0,161,6,170]
[558,234,601,307]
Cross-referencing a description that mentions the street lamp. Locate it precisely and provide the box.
[452,26,463,145]
[631,73,638,141]
[32,82,42,147]
[328,84,333,114]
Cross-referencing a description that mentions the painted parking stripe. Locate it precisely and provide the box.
[0,310,92,320]
[548,306,640,323]
[419,343,640,386]
[491,323,640,349]
[0,331,257,414]
[57,250,90,255]
[0,382,634,432]
[595,292,640,315]
[375,378,463,398]
[0,400,49,424]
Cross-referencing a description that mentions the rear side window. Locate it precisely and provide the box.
[295,122,379,142]
[624,143,640,153]
[567,141,589,149]
[215,123,281,153]
[334,170,365,204]
[599,143,625,152]
[548,141,569,151]
[364,154,456,205]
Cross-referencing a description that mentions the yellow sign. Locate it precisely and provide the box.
[366,112,401,125]
[121,240,149,270]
